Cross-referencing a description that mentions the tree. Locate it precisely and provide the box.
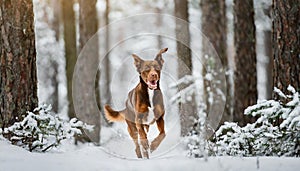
[273,0,300,98]
[200,0,231,127]
[233,0,257,125]
[62,0,77,119]
[50,0,61,41]
[262,3,273,100]
[49,0,61,113]
[100,0,113,126]
[174,0,197,136]
[35,0,61,114]
[0,0,38,129]
[103,0,111,109]
[76,0,101,143]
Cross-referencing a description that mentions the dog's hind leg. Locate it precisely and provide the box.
[150,117,166,153]
[127,121,142,158]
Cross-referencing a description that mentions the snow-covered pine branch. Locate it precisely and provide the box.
[210,85,300,157]
[1,104,94,152]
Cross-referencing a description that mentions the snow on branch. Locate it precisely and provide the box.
[1,104,93,152]
[210,86,300,157]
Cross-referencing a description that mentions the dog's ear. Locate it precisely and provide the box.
[155,48,168,67]
[132,54,144,72]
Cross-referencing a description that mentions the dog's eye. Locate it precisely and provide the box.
[155,66,161,70]
[144,66,150,71]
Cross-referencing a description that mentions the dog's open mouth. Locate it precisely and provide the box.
[147,80,158,89]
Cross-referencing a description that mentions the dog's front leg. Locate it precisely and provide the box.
[136,114,149,159]
[150,116,166,153]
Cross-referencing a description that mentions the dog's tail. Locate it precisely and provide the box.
[104,105,126,122]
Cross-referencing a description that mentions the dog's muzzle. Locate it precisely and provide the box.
[147,80,158,89]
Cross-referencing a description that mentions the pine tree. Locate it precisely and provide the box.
[174,0,197,136]
[233,0,257,125]
[273,0,300,99]
[0,0,38,129]
[201,0,231,128]
[76,0,101,143]
[62,0,77,119]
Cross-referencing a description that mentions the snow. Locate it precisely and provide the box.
[14,0,298,170]
[0,139,299,171]
[273,87,287,99]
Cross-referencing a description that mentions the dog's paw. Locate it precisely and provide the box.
[150,141,158,153]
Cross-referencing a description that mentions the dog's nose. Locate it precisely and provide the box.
[150,73,157,78]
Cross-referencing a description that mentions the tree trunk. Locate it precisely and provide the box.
[77,0,101,143]
[174,0,197,136]
[273,0,300,98]
[155,7,163,49]
[264,30,273,99]
[51,0,61,41]
[104,0,111,108]
[201,0,231,128]
[263,4,273,100]
[50,61,59,113]
[62,0,77,119]
[101,0,112,126]
[49,0,61,113]
[233,0,257,126]
[0,0,38,129]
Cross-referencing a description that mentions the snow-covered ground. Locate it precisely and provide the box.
[1,139,299,171]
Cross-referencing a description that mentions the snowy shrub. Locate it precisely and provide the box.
[212,86,300,157]
[2,105,93,152]
[184,103,208,158]
[184,121,203,158]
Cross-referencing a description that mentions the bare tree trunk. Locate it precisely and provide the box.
[233,0,257,126]
[62,0,77,119]
[0,0,38,129]
[261,4,273,100]
[51,0,61,41]
[155,7,163,49]
[174,0,197,136]
[273,0,300,99]
[104,0,111,107]
[101,0,113,126]
[77,0,101,143]
[264,30,273,99]
[201,0,231,128]
[49,0,61,113]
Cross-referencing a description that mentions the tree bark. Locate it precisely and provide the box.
[264,30,273,99]
[263,4,273,100]
[273,0,300,98]
[101,0,112,126]
[174,0,197,136]
[104,0,111,108]
[51,0,61,41]
[233,0,257,126]
[201,0,231,128]
[50,61,59,113]
[61,0,77,119]
[77,0,101,143]
[49,0,61,113]
[0,0,38,129]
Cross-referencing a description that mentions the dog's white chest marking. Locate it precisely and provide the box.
[146,89,155,125]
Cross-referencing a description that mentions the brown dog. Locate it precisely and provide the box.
[104,48,168,159]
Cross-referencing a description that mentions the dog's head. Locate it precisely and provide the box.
[132,48,168,90]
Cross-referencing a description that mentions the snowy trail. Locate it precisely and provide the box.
[1,140,299,171]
